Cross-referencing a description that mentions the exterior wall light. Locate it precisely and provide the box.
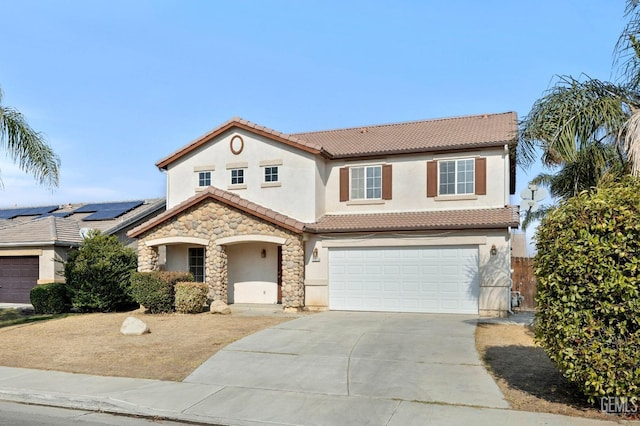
[312,248,320,262]
[490,244,497,256]
[261,249,266,258]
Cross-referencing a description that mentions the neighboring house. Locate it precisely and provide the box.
[0,199,165,303]
[129,112,519,316]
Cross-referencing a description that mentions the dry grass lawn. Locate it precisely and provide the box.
[0,310,292,381]
[476,323,619,421]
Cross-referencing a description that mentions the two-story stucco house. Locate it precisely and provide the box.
[128,112,519,316]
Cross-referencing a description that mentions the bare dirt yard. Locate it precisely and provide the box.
[476,323,620,421]
[0,310,293,381]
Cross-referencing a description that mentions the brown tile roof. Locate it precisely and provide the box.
[304,207,520,233]
[156,112,518,168]
[156,117,325,169]
[293,112,518,158]
[128,187,306,237]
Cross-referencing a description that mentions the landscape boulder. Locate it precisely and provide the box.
[210,300,231,315]
[120,316,150,335]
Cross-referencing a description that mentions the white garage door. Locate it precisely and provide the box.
[329,246,479,314]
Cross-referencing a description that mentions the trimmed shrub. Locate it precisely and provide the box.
[534,177,640,403]
[30,282,71,314]
[64,231,138,312]
[130,271,193,314]
[174,282,209,314]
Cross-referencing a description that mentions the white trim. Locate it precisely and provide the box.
[216,235,287,246]
[226,162,248,169]
[259,159,283,167]
[433,151,480,160]
[228,184,247,190]
[346,199,385,206]
[434,194,478,201]
[261,182,282,188]
[194,165,215,172]
[0,249,43,256]
[145,236,209,247]
[322,236,487,248]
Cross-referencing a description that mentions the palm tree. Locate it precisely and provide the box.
[520,142,624,229]
[519,2,640,176]
[0,87,60,189]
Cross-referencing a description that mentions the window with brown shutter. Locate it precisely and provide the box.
[428,158,486,197]
[382,164,392,200]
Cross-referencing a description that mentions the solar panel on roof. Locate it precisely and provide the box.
[80,201,144,221]
[0,205,57,219]
[74,201,143,214]
[37,212,72,219]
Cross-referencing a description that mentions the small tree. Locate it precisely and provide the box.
[64,230,138,312]
[534,177,640,403]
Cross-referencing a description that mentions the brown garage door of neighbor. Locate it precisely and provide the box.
[0,257,39,303]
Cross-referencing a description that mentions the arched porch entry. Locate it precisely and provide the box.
[216,235,286,304]
[142,236,209,282]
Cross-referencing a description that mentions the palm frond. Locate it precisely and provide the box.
[519,76,632,169]
[0,89,60,189]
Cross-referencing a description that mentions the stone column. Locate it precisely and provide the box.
[138,244,159,272]
[208,244,228,302]
[281,236,305,311]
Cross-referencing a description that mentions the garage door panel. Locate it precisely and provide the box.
[329,246,478,314]
[0,256,39,304]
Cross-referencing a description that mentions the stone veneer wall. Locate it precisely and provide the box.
[137,199,305,310]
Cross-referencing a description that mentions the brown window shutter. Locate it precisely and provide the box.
[382,164,392,200]
[426,161,437,197]
[475,157,487,195]
[339,167,349,202]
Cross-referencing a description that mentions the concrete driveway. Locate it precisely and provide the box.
[183,311,508,424]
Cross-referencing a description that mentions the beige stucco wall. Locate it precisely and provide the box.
[164,129,320,222]
[136,198,305,309]
[227,242,278,304]
[323,147,510,215]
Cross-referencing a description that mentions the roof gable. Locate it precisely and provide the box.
[128,187,306,237]
[156,118,325,169]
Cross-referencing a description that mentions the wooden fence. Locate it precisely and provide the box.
[511,257,537,310]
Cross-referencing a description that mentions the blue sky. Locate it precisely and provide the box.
[0,0,629,247]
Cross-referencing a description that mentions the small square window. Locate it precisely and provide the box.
[231,168,245,185]
[264,166,278,183]
[198,171,211,187]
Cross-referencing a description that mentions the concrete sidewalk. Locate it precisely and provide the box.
[0,311,630,425]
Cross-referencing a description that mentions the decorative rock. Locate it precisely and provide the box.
[210,300,231,315]
[120,316,150,336]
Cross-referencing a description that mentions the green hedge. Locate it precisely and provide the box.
[130,271,193,313]
[64,231,138,312]
[175,282,209,314]
[30,282,71,314]
[534,178,640,403]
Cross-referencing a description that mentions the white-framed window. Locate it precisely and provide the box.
[350,165,382,200]
[231,168,245,185]
[188,247,205,282]
[198,171,211,187]
[264,166,278,183]
[439,159,474,195]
